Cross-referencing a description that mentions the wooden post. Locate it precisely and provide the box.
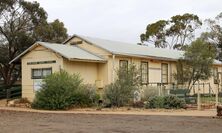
[197,81,201,110]
[112,54,115,82]
[158,83,161,96]
[216,84,219,107]
[6,89,11,102]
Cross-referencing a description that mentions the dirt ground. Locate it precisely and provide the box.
[0,110,221,133]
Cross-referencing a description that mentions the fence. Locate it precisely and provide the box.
[0,85,21,100]
[143,82,222,109]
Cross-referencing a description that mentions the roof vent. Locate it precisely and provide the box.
[70,41,83,45]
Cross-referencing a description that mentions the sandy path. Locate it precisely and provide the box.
[0,110,222,133]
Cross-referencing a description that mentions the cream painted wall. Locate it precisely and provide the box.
[108,55,177,84]
[21,45,63,101]
[63,59,98,84]
[67,37,110,57]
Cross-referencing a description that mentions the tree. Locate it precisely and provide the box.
[0,0,68,87]
[140,13,202,50]
[34,19,68,43]
[175,38,216,89]
[201,12,222,61]
[104,64,141,107]
[140,20,168,48]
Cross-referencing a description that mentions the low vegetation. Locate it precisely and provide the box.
[145,95,186,109]
[103,64,141,107]
[32,71,99,110]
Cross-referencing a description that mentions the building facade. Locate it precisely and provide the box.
[11,35,222,101]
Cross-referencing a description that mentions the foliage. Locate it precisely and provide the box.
[175,38,216,89]
[163,95,185,109]
[34,19,68,43]
[0,0,68,87]
[145,95,185,109]
[201,12,222,61]
[132,101,144,108]
[141,86,159,101]
[104,64,141,107]
[14,98,31,104]
[70,84,100,107]
[145,96,164,109]
[32,71,98,110]
[140,20,168,48]
[140,13,202,50]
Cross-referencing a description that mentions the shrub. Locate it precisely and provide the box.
[32,71,99,110]
[132,101,144,108]
[15,98,31,104]
[104,64,141,107]
[71,84,100,107]
[163,95,185,109]
[141,86,159,101]
[145,95,185,109]
[145,96,164,109]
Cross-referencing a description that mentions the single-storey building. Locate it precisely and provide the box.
[10,35,222,101]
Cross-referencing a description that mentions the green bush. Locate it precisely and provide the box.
[163,95,185,109]
[141,86,159,101]
[145,95,185,109]
[71,84,100,107]
[31,71,99,110]
[104,64,141,107]
[145,96,164,109]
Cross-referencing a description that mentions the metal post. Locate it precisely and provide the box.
[197,81,201,110]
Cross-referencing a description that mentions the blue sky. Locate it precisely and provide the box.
[28,0,222,43]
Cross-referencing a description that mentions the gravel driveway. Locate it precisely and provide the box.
[0,110,221,133]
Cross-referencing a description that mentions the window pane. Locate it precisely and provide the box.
[213,68,218,78]
[33,69,42,78]
[119,60,128,69]
[161,63,168,83]
[141,62,148,84]
[32,68,52,79]
[43,69,52,77]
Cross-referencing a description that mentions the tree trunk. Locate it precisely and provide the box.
[0,63,20,89]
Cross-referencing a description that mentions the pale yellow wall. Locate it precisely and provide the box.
[65,37,110,85]
[108,55,176,84]
[21,45,63,101]
[63,59,98,84]
[66,37,110,57]
[194,65,222,94]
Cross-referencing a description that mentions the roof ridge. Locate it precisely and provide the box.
[67,34,184,53]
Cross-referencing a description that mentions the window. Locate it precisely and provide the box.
[32,68,52,79]
[161,63,168,83]
[213,67,219,84]
[119,60,128,70]
[141,62,148,84]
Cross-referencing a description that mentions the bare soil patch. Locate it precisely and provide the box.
[0,110,221,133]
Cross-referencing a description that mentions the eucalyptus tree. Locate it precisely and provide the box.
[175,39,216,89]
[140,13,202,50]
[0,0,68,87]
